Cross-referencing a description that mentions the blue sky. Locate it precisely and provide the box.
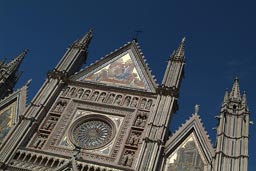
[1,0,256,170]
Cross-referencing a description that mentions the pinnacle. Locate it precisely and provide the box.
[174,37,185,58]
[72,28,93,49]
[7,49,27,72]
[229,77,241,101]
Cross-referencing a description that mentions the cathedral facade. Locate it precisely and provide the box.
[0,29,250,171]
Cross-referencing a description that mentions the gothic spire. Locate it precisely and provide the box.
[229,77,241,101]
[162,37,186,87]
[223,88,229,104]
[6,49,28,74]
[72,28,93,49]
[171,37,185,59]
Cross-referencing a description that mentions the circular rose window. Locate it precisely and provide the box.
[69,115,115,149]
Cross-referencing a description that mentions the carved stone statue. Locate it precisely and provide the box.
[128,132,139,145]
[195,104,200,114]
[114,95,122,105]
[90,91,99,101]
[135,115,143,127]
[76,88,84,98]
[145,99,153,110]
[121,151,134,167]
[82,90,91,100]
[54,101,67,113]
[124,96,131,106]
[130,97,138,107]
[107,94,115,104]
[140,98,147,109]
[62,87,70,96]
[98,92,106,102]
[68,87,76,97]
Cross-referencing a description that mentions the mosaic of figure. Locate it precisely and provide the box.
[0,105,14,143]
[84,54,145,89]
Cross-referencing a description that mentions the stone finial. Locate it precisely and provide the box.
[194,104,200,114]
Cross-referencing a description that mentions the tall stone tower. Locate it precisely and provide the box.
[214,78,249,171]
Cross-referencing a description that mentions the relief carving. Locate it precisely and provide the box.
[130,97,139,107]
[98,92,107,102]
[62,87,70,96]
[127,132,140,146]
[114,95,122,105]
[42,116,58,131]
[32,134,47,149]
[134,111,147,127]
[107,94,115,104]
[90,91,99,101]
[145,99,153,110]
[82,90,91,100]
[68,87,76,97]
[76,88,84,98]
[124,96,131,106]
[53,100,67,113]
[140,98,147,109]
[121,151,135,167]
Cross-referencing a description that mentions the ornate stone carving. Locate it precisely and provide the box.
[98,92,106,102]
[124,96,131,106]
[130,97,139,107]
[120,150,135,167]
[42,115,58,131]
[69,115,115,150]
[127,132,140,146]
[82,90,91,100]
[76,88,84,98]
[107,94,115,104]
[145,99,153,110]
[53,100,67,113]
[134,111,147,127]
[114,95,122,105]
[32,134,47,149]
[140,98,147,109]
[90,91,99,101]
[62,87,70,96]
[68,87,76,97]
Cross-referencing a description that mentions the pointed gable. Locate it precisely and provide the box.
[0,80,29,145]
[164,114,214,171]
[72,40,157,92]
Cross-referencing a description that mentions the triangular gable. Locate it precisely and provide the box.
[164,114,214,171]
[71,40,157,92]
[0,80,30,145]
